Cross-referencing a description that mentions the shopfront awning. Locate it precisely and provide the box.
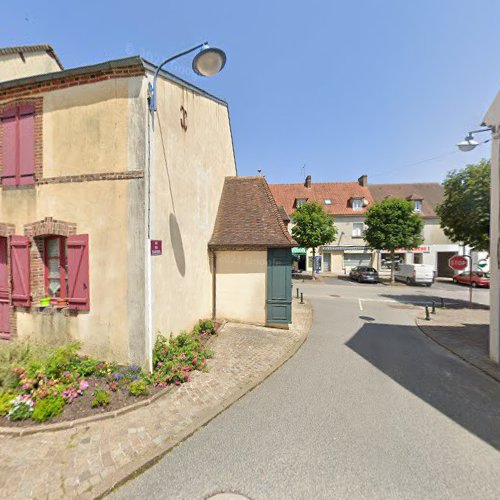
[292,247,307,255]
[320,246,372,251]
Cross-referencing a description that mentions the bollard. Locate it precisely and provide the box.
[440,298,445,308]
[300,292,304,304]
[425,305,431,320]
[432,301,436,314]
[296,288,300,299]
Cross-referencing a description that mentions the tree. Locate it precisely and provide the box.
[436,159,490,251]
[291,202,337,278]
[364,198,424,283]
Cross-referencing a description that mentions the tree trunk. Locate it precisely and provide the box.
[311,248,316,279]
[390,249,395,284]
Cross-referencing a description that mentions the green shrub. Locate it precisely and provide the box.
[32,395,65,422]
[91,388,111,408]
[45,342,81,378]
[0,391,16,416]
[72,356,100,377]
[193,320,217,336]
[129,379,149,396]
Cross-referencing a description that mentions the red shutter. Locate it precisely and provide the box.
[10,235,31,307]
[67,235,90,311]
[18,105,35,185]
[1,109,17,186]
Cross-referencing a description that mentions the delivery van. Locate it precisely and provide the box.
[394,264,435,286]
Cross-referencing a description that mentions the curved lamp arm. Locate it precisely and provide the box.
[148,41,207,112]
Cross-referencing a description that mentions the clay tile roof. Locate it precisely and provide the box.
[369,183,443,217]
[278,206,290,223]
[269,182,374,216]
[209,176,297,249]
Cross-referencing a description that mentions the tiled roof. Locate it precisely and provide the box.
[0,44,64,69]
[209,177,297,249]
[278,206,290,223]
[269,182,373,216]
[369,183,443,217]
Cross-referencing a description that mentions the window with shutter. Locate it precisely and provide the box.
[67,235,89,311]
[10,235,31,307]
[1,104,35,186]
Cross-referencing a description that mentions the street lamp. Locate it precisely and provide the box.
[148,42,227,112]
[456,127,493,152]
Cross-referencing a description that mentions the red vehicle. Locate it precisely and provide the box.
[452,271,490,288]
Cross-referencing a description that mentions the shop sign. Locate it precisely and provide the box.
[394,246,430,253]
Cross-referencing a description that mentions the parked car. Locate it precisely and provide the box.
[394,264,434,286]
[452,271,490,288]
[349,266,379,283]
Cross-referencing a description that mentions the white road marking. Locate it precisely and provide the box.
[358,298,363,311]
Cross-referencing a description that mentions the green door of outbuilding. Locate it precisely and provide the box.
[266,248,292,324]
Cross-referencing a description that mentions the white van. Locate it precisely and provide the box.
[394,264,435,286]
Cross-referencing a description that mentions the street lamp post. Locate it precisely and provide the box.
[145,43,227,371]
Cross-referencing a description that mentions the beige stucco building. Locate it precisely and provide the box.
[0,45,236,366]
[484,93,500,363]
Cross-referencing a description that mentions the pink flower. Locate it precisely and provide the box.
[174,380,181,386]
[192,357,198,364]
[49,380,55,386]
[64,371,71,379]
[22,383,31,390]
[79,380,89,391]
[157,362,163,367]
[19,372,26,380]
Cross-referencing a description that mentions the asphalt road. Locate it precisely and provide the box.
[110,281,499,500]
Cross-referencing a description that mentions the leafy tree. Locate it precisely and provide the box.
[364,198,424,283]
[291,202,337,278]
[436,159,490,251]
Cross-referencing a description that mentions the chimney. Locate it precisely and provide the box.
[304,175,312,188]
[358,174,368,187]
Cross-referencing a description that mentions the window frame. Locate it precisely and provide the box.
[352,222,364,238]
[295,198,307,208]
[43,236,67,302]
[351,198,363,211]
[413,200,422,212]
[324,199,332,205]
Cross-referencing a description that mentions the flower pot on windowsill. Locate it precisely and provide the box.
[39,297,51,307]
[56,298,68,308]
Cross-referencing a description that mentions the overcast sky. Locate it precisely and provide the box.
[2,0,499,184]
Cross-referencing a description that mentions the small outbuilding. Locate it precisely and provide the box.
[209,176,297,326]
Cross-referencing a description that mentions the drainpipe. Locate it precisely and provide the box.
[211,250,217,320]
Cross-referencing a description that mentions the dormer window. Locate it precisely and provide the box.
[324,199,332,205]
[351,198,362,211]
[295,198,307,208]
[413,200,422,212]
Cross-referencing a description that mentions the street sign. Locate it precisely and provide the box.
[477,259,488,269]
[150,240,162,256]
[449,255,468,271]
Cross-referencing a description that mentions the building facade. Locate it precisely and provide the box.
[270,175,464,275]
[484,92,500,364]
[0,45,236,366]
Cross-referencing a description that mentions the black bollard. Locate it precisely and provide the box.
[300,292,304,304]
[425,305,431,320]
[296,288,299,299]
[440,298,445,308]
[432,301,436,314]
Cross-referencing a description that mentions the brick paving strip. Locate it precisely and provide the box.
[415,307,500,382]
[0,298,312,499]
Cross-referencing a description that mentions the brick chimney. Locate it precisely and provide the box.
[358,174,368,187]
[304,175,312,188]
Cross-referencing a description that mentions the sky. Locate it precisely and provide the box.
[2,0,499,185]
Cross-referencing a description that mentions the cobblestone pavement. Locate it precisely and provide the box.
[0,299,311,499]
[416,307,500,381]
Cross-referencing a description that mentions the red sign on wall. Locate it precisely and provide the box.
[150,240,162,256]
[448,255,467,271]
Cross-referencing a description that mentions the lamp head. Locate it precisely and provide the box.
[192,46,227,77]
[457,133,479,152]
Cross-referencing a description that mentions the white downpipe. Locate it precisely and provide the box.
[145,77,155,373]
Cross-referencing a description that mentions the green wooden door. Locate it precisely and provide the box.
[266,248,292,324]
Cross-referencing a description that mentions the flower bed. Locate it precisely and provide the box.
[0,320,219,426]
